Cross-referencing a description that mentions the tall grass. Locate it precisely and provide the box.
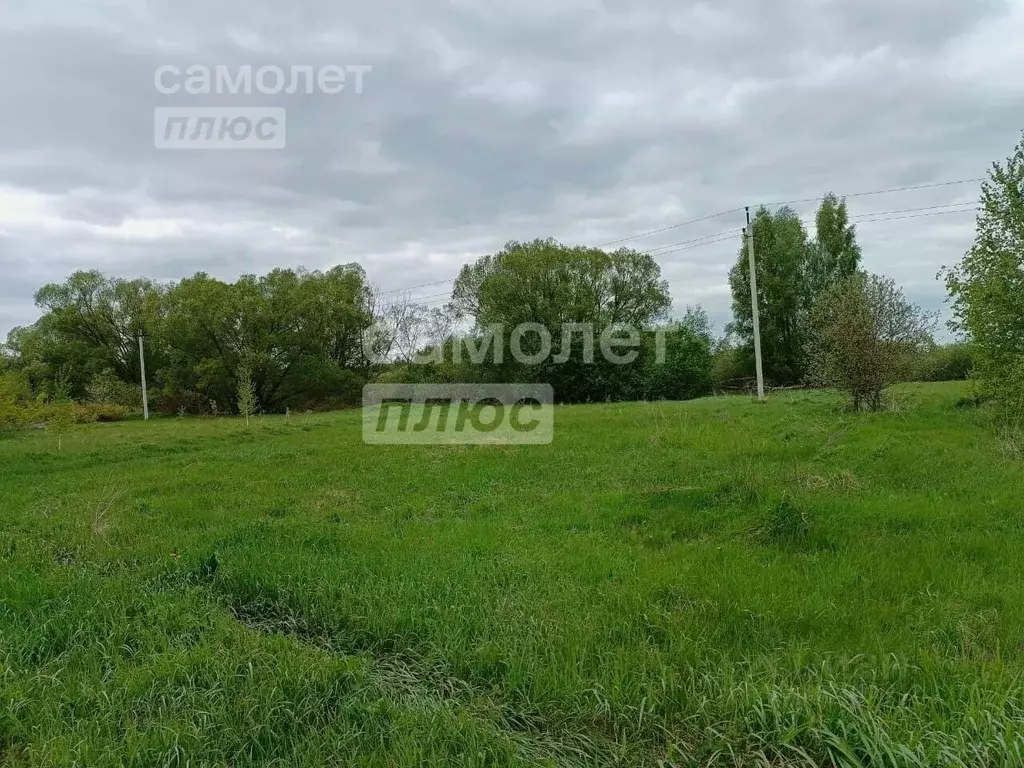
[2,382,1023,765]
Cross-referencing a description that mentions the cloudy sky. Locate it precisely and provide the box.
[2,0,1022,339]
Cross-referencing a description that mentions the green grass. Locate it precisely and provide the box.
[2,382,1024,766]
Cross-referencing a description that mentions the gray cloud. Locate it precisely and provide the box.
[1,0,1022,339]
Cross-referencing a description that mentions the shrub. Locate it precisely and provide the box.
[86,369,143,408]
[913,343,975,382]
[48,402,77,449]
[711,342,752,393]
[373,321,716,404]
[155,388,209,415]
[78,404,131,423]
[809,272,934,411]
[0,399,129,430]
[640,322,715,401]
[0,370,32,404]
[0,380,45,429]
[374,363,446,385]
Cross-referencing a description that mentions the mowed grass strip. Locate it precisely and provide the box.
[2,382,1024,766]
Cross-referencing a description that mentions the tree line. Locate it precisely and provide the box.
[2,266,375,416]
[8,127,1023,423]
[0,245,717,417]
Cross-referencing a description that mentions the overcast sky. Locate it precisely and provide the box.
[2,0,1023,339]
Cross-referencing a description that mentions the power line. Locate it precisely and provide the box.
[377,290,453,310]
[853,206,977,224]
[596,207,746,248]
[789,205,976,233]
[848,201,978,220]
[651,208,977,264]
[404,290,452,302]
[375,178,983,297]
[385,232,745,307]
[377,278,454,295]
[381,208,977,306]
[764,178,984,209]
[387,206,978,308]
[642,228,743,254]
[377,230,744,301]
[596,178,983,251]
[653,207,976,260]
[648,233,740,259]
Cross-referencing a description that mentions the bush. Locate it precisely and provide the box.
[913,343,975,382]
[0,370,32,404]
[372,321,715,404]
[86,369,143,408]
[236,363,258,425]
[809,272,934,411]
[0,399,130,430]
[374,363,445,385]
[711,343,752,393]
[155,388,211,416]
[639,323,714,401]
[77,404,131,423]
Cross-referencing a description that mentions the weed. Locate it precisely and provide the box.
[755,495,810,545]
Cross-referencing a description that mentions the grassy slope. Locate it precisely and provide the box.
[1,382,1023,767]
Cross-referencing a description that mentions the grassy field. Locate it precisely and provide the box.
[2,382,1024,766]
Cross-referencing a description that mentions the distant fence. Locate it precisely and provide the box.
[713,378,814,397]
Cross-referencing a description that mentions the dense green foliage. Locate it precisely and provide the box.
[2,383,1024,765]
[946,131,1024,417]
[913,343,976,383]
[808,193,863,299]
[391,239,716,403]
[3,240,719,412]
[451,239,672,330]
[0,369,130,429]
[2,266,376,415]
[729,197,861,386]
[158,266,375,413]
[728,207,812,385]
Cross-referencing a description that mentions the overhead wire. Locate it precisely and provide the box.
[375,179,983,306]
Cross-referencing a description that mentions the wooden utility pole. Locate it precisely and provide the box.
[745,208,765,400]
[138,334,150,420]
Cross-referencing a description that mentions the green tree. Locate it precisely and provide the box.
[5,272,163,401]
[452,239,671,331]
[4,320,95,400]
[160,266,374,412]
[729,197,862,387]
[451,239,674,401]
[640,307,715,401]
[6,266,376,414]
[48,402,77,451]
[159,272,237,409]
[728,206,812,385]
[236,363,258,425]
[945,131,1024,415]
[808,193,861,298]
[809,272,934,411]
[33,271,164,385]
